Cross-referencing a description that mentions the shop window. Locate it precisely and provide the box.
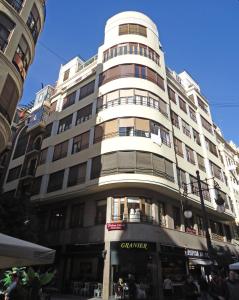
[27,4,41,43]
[179,97,187,113]
[177,168,186,189]
[68,162,87,187]
[47,170,64,193]
[0,12,15,51]
[13,35,31,79]
[174,138,183,157]
[75,104,92,125]
[0,74,19,123]
[31,176,42,195]
[72,131,89,154]
[62,91,76,110]
[95,200,106,225]
[79,80,95,100]
[70,203,85,227]
[173,206,181,230]
[5,0,23,12]
[49,207,66,231]
[171,111,180,128]
[53,140,68,161]
[7,165,21,182]
[58,114,72,133]
[182,120,191,138]
[119,23,147,37]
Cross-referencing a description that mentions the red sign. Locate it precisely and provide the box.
[107,223,126,231]
[186,227,197,235]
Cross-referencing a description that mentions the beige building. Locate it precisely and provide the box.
[1,11,239,299]
[0,0,46,153]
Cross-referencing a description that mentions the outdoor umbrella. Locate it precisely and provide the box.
[0,233,55,268]
[229,262,239,270]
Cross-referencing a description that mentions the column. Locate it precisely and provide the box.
[102,241,111,300]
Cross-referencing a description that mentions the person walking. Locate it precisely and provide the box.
[208,270,229,300]
[226,270,239,300]
[183,275,200,300]
[163,276,173,300]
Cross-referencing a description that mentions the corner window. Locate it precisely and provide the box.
[0,12,15,51]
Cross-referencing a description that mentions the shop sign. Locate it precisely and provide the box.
[186,228,197,235]
[185,248,209,258]
[107,223,126,231]
[120,242,148,250]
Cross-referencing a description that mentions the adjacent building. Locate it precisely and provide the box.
[0,0,46,153]
[1,11,239,299]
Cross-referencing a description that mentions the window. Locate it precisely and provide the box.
[72,131,89,154]
[182,120,191,138]
[63,69,70,81]
[91,156,101,179]
[44,123,53,138]
[201,116,213,134]
[58,114,72,133]
[62,91,76,110]
[168,87,176,103]
[5,0,23,12]
[158,202,166,226]
[13,128,28,159]
[205,137,218,157]
[119,23,147,37]
[197,97,208,113]
[31,176,42,195]
[75,104,92,125]
[95,200,107,225]
[210,161,222,180]
[47,170,64,192]
[68,162,87,186]
[98,64,165,90]
[177,168,186,188]
[179,97,187,113]
[39,148,48,165]
[224,224,232,242]
[0,74,19,123]
[151,121,170,147]
[49,207,66,230]
[174,138,183,157]
[7,166,21,182]
[173,206,181,230]
[197,215,204,236]
[193,129,201,145]
[70,203,85,227]
[27,4,40,42]
[13,35,31,79]
[185,146,195,164]
[0,12,15,51]
[189,108,197,122]
[197,153,205,172]
[210,220,223,236]
[190,175,198,196]
[53,140,68,161]
[79,80,95,100]
[171,111,179,128]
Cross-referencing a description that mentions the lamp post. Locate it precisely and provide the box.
[183,170,226,264]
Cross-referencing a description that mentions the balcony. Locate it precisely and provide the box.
[112,213,154,224]
[5,0,23,12]
[27,107,49,133]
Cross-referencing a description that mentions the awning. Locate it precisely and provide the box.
[0,233,55,269]
[189,258,213,266]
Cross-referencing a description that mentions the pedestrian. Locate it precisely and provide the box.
[226,270,239,300]
[198,275,209,300]
[115,278,124,299]
[208,270,229,300]
[183,274,200,300]
[163,276,173,300]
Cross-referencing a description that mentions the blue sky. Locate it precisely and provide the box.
[22,0,239,144]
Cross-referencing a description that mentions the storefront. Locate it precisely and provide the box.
[110,241,158,299]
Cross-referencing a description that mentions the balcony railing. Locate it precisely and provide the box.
[5,0,23,12]
[211,233,224,242]
[112,214,154,224]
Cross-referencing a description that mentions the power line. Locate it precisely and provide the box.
[38,41,68,63]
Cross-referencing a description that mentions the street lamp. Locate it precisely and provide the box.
[183,170,225,264]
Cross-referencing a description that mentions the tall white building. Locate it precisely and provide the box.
[1,11,239,299]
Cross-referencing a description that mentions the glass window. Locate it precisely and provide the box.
[58,114,72,133]
[53,140,68,161]
[0,12,15,51]
[75,104,92,125]
[49,207,66,230]
[31,176,42,195]
[39,148,48,165]
[70,203,85,227]
[119,23,147,37]
[185,146,195,164]
[5,0,23,12]
[182,120,191,138]
[174,138,183,157]
[7,166,21,182]
[171,111,180,128]
[201,116,213,134]
[63,69,70,81]
[95,200,107,225]
[179,97,187,113]
[13,35,31,79]
[189,107,197,122]
[27,4,41,42]
[177,168,186,189]
[197,153,205,172]
[173,206,181,230]
[72,131,89,154]
[62,91,76,110]
[79,80,95,100]
[47,170,64,192]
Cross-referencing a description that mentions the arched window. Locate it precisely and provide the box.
[0,12,15,51]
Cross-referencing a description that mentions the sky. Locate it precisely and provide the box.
[21,0,239,144]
